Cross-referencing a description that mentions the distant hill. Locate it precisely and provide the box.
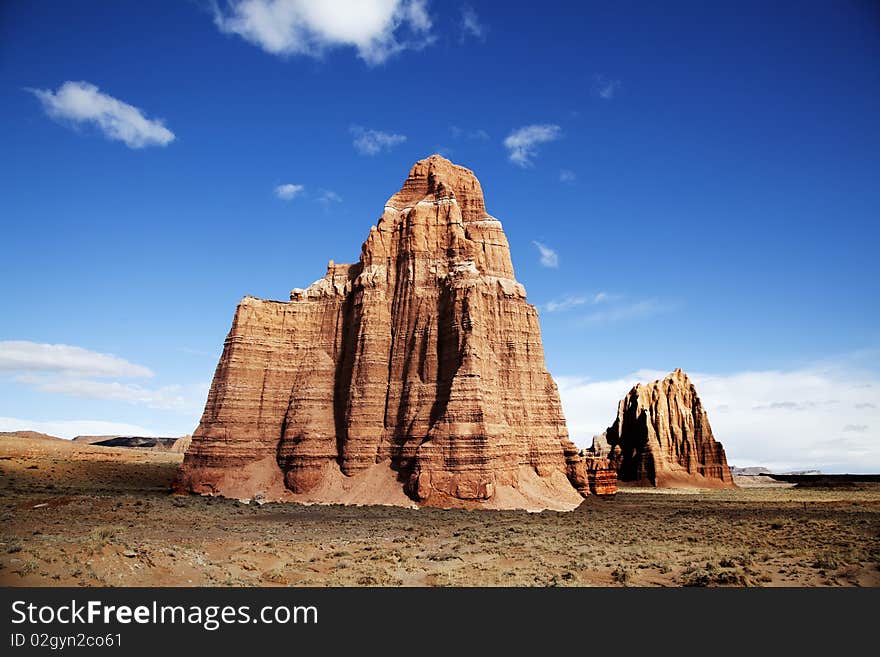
[0,430,64,442]
[730,466,772,476]
[766,473,879,487]
[72,435,120,444]
[72,434,191,453]
[730,466,824,476]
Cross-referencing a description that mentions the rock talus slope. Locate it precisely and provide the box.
[599,369,734,488]
[176,155,613,509]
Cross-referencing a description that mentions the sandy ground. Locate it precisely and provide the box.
[1,434,878,587]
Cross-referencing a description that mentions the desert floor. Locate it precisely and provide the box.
[1,434,878,587]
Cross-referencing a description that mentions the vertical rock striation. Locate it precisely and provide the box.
[598,369,734,488]
[176,155,612,510]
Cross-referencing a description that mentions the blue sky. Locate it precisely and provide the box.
[1,1,878,471]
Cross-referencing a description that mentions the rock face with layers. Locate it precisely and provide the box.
[176,155,611,510]
[583,454,619,495]
[598,369,734,488]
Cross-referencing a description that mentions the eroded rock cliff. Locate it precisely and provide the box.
[598,369,734,488]
[176,155,610,510]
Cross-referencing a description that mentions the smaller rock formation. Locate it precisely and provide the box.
[583,454,618,495]
[598,369,734,488]
[171,435,192,454]
[565,443,617,496]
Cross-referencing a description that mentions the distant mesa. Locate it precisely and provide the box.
[74,435,191,453]
[176,154,615,510]
[729,466,772,476]
[72,435,118,444]
[593,369,736,489]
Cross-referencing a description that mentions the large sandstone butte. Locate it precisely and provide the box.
[176,155,614,510]
[594,369,734,488]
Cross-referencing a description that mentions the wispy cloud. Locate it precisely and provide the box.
[317,189,343,204]
[545,295,587,313]
[593,74,621,100]
[275,183,305,200]
[580,298,674,325]
[504,124,561,167]
[212,0,434,66]
[14,376,208,413]
[542,292,611,313]
[0,417,164,440]
[531,240,559,268]
[0,341,153,378]
[539,293,669,325]
[460,5,484,40]
[27,81,174,148]
[559,169,576,183]
[350,125,407,155]
[450,126,489,140]
[555,356,880,473]
[0,340,206,415]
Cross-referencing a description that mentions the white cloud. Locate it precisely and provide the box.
[0,341,206,419]
[532,241,559,268]
[450,126,489,140]
[504,124,561,167]
[0,341,153,378]
[213,0,434,66]
[543,292,610,313]
[28,81,175,148]
[580,299,675,326]
[275,183,305,200]
[556,359,880,473]
[14,376,208,413]
[0,417,164,440]
[545,296,587,312]
[559,169,576,183]
[317,189,343,204]
[350,125,407,155]
[593,74,621,100]
[461,5,484,40]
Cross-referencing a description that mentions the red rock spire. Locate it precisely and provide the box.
[176,155,614,510]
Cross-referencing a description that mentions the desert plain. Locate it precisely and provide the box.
[1,432,877,587]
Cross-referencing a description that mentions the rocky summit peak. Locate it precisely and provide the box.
[664,368,692,386]
[388,154,487,222]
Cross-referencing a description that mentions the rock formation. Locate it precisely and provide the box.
[171,435,192,454]
[584,453,619,495]
[176,155,614,510]
[596,369,734,488]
